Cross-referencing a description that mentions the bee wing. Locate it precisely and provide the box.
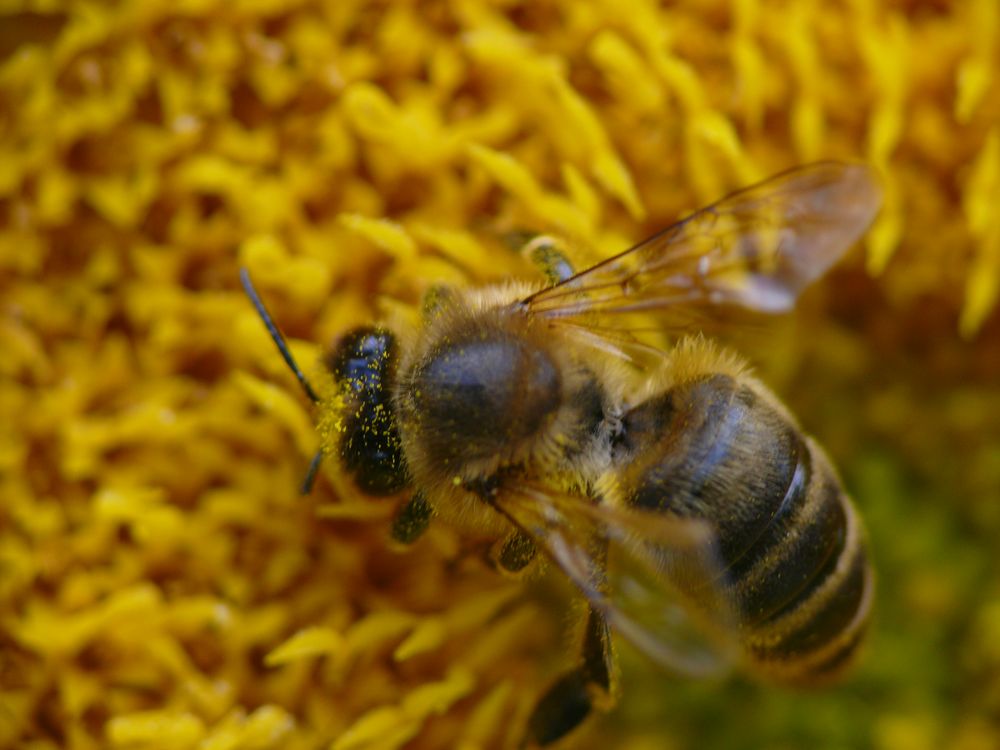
[520,162,882,324]
[495,485,740,677]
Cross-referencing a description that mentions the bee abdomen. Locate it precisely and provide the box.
[620,374,806,576]
[618,373,872,683]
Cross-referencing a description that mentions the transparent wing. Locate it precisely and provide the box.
[494,485,740,677]
[520,162,882,325]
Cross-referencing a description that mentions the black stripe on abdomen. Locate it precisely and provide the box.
[729,442,848,624]
[745,475,872,679]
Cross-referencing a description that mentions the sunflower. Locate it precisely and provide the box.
[1,1,998,749]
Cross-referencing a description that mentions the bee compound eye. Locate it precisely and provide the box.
[328,327,396,393]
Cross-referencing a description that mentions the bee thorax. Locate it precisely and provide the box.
[403,336,561,472]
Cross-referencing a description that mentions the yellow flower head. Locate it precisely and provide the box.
[2,1,999,749]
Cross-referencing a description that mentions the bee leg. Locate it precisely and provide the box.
[525,607,616,747]
[521,235,576,284]
[389,491,433,545]
[491,530,538,576]
[420,284,456,318]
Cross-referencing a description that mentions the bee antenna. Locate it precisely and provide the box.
[239,267,321,404]
[300,450,324,495]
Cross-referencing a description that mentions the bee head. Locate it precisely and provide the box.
[329,327,396,394]
[326,327,407,495]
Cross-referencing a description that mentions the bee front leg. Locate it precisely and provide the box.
[525,606,617,747]
[389,491,434,545]
[420,284,456,318]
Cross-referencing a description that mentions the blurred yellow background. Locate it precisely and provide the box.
[1,1,999,749]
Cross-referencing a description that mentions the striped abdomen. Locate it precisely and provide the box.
[614,374,873,683]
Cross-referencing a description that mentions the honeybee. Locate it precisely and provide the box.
[242,162,881,747]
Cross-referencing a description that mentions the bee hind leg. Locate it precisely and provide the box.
[525,606,616,747]
[389,491,433,546]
